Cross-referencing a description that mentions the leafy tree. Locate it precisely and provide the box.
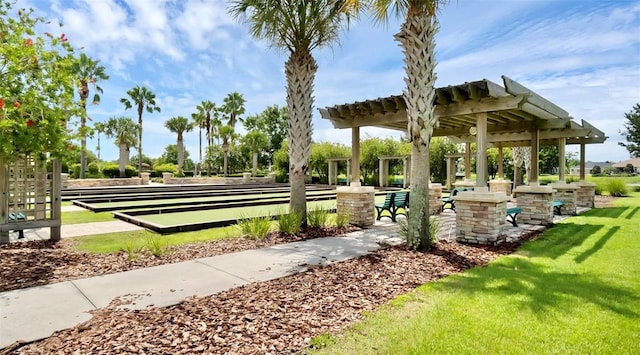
[430,137,460,183]
[229,0,358,221]
[158,144,191,166]
[310,141,351,183]
[222,91,246,129]
[129,153,153,169]
[359,136,410,185]
[196,100,218,149]
[624,163,635,174]
[164,116,194,175]
[191,112,206,172]
[120,86,161,173]
[591,165,601,176]
[243,105,289,165]
[0,2,78,161]
[369,0,449,250]
[619,103,640,158]
[218,125,237,176]
[103,116,138,177]
[242,130,269,176]
[539,145,558,175]
[71,53,108,178]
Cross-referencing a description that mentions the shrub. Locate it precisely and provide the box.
[307,205,329,228]
[87,161,100,175]
[591,165,601,176]
[398,215,439,248]
[277,209,302,234]
[605,179,628,197]
[70,163,81,178]
[334,211,351,228]
[237,215,272,239]
[101,163,121,178]
[594,183,603,196]
[154,163,178,176]
[124,240,143,262]
[624,163,635,174]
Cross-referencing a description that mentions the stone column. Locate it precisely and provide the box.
[162,172,173,184]
[61,173,69,189]
[489,180,512,196]
[140,172,150,185]
[514,185,554,225]
[336,185,375,226]
[429,183,443,215]
[550,183,578,215]
[267,172,276,183]
[242,172,251,183]
[455,191,509,244]
[575,182,596,208]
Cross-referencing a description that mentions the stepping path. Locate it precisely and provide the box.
[0,223,403,348]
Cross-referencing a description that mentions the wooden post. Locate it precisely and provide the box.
[351,127,360,186]
[0,157,8,243]
[476,112,488,191]
[465,142,471,181]
[580,141,586,182]
[558,137,566,184]
[50,160,62,242]
[529,129,540,185]
[498,146,504,179]
[378,158,384,187]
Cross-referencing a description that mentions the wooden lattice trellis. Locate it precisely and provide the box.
[0,155,61,243]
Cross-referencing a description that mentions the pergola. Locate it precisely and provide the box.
[320,75,607,243]
[319,75,606,187]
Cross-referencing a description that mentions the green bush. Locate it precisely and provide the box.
[237,215,272,239]
[101,163,120,178]
[87,161,100,176]
[308,205,329,228]
[124,165,137,178]
[605,179,628,197]
[594,183,603,196]
[154,163,178,176]
[334,211,350,228]
[70,163,81,178]
[277,210,302,234]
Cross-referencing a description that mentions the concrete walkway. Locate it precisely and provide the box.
[6,221,145,243]
[0,223,402,348]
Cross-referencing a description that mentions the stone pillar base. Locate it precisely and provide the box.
[454,180,476,189]
[61,173,69,189]
[550,182,578,215]
[140,172,150,185]
[514,185,554,225]
[162,172,173,184]
[429,183,443,215]
[336,186,375,226]
[489,179,512,196]
[575,182,596,208]
[242,172,251,182]
[455,191,509,244]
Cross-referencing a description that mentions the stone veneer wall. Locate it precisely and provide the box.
[454,180,476,189]
[575,182,595,208]
[514,186,554,225]
[162,173,276,185]
[550,183,578,215]
[61,174,145,188]
[336,186,375,226]
[429,183,443,215]
[455,192,509,244]
[489,179,512,196]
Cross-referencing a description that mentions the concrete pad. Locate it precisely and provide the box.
[197,248,330,283]
[0,282,95,348]
[270,236,382,262]
[72,260,244,310]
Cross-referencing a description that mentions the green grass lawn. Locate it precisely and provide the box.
[61,210,115,224]
[315,192,640,354]
[70,225,243,254]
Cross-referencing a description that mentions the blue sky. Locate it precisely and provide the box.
[23,0,640,163]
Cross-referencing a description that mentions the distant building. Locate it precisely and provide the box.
[569,161,613,175]
[612,157,640,173]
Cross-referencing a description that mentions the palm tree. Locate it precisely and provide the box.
[103,116,138,178]
[165,116,194,175]
[229,0,357,221]
[218,125,236,176]
[369,0,448,250]
[222,91,246,129]
[196,100,217,148]
[72,53,109,178]
[120,86,161,173]
[94,122,106,162]
[191,112,206,175]
[243,130,268,176]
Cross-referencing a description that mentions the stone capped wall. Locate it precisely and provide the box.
[62,174,145,188]
[336,186,375,226]
[455,191,509,244]
[514,185,554,225]
[575,182,595,208]
[550,183,578,215]
[162,173,276,185]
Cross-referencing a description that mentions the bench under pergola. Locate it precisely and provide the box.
[319,75,607,243]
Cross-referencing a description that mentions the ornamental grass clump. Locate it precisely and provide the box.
[307,206,330,228]
[334,212,351,228]
[605,179,628,197]
[237,215,272,239]
[398,215,439,248]
[276,209,302,235]
[144,235,168,257]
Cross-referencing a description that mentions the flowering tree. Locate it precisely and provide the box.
[0,1,79,162]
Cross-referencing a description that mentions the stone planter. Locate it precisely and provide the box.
[513,185,554,225]
[336,185,375,226]
[454,191,509,244]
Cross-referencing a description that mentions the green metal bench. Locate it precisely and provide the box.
[441,187,474,212]
[375,191,410,222]
[552,200,564,215]
[9,212,25,239]
[506,207,523,227]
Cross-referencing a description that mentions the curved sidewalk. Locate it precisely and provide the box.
[0,223,402,348]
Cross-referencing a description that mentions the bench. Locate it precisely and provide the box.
[375,191,410,222]
[506,207,523,227]
[8,212,25,239]
[441,187,474,212]
[552,200,564,215]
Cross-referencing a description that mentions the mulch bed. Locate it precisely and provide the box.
[3,235,539,354]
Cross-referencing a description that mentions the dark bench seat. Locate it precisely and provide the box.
[552,200,564,215]
[9,212,25,239]
[375,191,410,222]
[441,187,474,212]
[506,207,523,227]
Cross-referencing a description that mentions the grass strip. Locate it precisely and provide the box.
[62,210,114,224]
[314,192,640,354]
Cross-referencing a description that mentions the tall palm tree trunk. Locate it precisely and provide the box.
[137,107,143,173]
[285,49,316,222]
[198,127,202,175]
[396,11,439,250]
[118,144,129,178]
[177,135,184,175]
[79,85,89,179]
